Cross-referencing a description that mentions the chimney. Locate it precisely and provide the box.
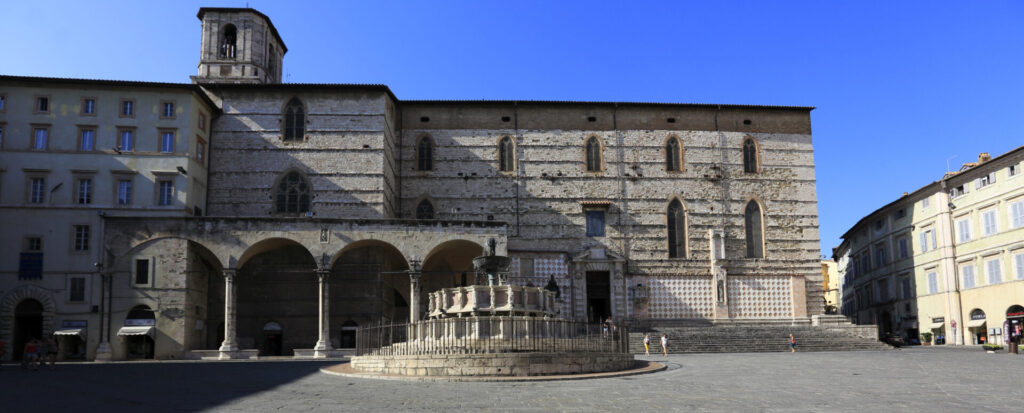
[979,152,991,163]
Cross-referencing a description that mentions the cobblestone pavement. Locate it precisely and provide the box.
[1,347,1022,412]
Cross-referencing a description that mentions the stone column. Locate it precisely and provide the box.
[409,261,422,323]
[219,269,239,357]
[314,269,332,356]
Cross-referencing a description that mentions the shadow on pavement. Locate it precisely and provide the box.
[0,360,336,412]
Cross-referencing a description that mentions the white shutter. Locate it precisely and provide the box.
[1012,202,1024,228]
[1016,254,1024,280]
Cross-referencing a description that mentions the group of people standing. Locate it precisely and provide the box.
[17,337,58,371]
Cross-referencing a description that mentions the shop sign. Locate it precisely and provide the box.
[971,312,986,320]
[1008,311,1024,318]
[125,318,156,326]
[932,317,945,323]
[62,320,87,328]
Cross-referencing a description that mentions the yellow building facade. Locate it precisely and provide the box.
[821,260,840,313]
[837,147,1024,346]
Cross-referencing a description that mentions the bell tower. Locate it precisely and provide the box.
[192,8,287,84]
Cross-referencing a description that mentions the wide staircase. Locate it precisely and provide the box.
[630,316,892,354]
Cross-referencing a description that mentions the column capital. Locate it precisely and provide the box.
[315,268,331,283]
[222,268,238,281]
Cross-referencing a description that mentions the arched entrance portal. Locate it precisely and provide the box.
[235,239,317,357]
[262,321,283,356]
[13,299,43,361]
[420,240,485,318]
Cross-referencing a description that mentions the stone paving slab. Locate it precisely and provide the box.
[1,347,1022,412]
[322,360,665,382]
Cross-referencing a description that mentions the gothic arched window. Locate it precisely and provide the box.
[585,136,602,172]
[666,137,682,171]
[667,199,686,258]
[416,199,435,220]
[745,200,764,258]
[417,136,433,171]
[220,24,237,59]
[499,136,515,172]
[275,171,311,214]
[743,138,759,173]
[283,98,305,142]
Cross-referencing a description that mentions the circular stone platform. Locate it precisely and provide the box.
[322,360,665,382]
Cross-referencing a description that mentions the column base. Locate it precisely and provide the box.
[94,342,113,362]
[294,348,348,359]
[218,341,240,359]
[218,349,259,360]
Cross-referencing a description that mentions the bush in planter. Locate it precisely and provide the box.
[982,344,1004,351]
[920,332,933,344]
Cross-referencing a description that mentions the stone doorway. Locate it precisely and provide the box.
[13,299,43,361]
[586,271,611,323]
[262,322,283,356]
[339,320,357,348]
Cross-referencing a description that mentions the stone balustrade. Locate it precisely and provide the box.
[427,285,557,319]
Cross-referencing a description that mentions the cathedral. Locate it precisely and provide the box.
[0,8,823,360]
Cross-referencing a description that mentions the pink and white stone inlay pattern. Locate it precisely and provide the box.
[507,256,572,317]
[642,276,714,319]
[727,276,792,319]
[533,257,571,317]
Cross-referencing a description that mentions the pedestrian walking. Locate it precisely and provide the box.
[23,338,38,370]
[661,333,668,356]
[789,334,797,353]
[643,334,651,356]
[45,336,59,370]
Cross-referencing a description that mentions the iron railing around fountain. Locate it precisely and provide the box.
[355,318,629,356]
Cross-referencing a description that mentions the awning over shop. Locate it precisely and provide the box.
[929,322,945,329]
[117,326,155,337]
[53,328,85,338]
[966,319,987,328]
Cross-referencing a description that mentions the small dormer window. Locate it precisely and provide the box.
[220,25,237,59]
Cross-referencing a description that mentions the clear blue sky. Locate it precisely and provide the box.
[3,1,1022,256]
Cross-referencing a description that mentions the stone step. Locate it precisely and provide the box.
[626,321,890,353]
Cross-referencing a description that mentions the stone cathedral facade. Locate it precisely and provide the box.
[0,8,823,360]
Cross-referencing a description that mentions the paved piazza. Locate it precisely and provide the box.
[1,347,1021,412]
